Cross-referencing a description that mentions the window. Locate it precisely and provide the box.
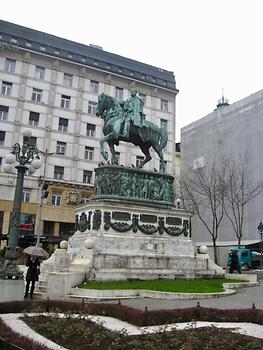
[1,82,12,96]
[0,131,5,145]
[56,141,66,155]
[35,66,45,80]
[52,192,62,206]
[160,119,168,130]
[58,117,68,132]
[115,87,123,100]
[88,101,97,115]
[54,166,64,180]
[31,88,42,102]
[61,95,71,108]
[84,146,94,160]
[161,99,168,112]
[136,156,144,167]
[20,213,35,226]
[90,80,99,94]
[29,111,39,126]
[0,106,9,120]
[81,192,89,204]
[23,136,37,146]
[86,123,95,137]
[4,58,16,73]
[63,73,73,87]
[22,188,31,203]
[83,170,92,184]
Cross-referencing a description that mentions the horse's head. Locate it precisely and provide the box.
[96,93,110,118]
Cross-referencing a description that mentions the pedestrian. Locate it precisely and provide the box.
[229,250,241,274]
[24,255,40,299]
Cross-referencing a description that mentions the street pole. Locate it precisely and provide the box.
[0,164,27,279]
[257,222,263,269]
[0,137,41,280]
[260,233,263,269]
[36,149,53,246]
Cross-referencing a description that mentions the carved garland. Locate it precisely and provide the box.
[75,211,92,232]
[92,210,102,231]
[104,212,188,236]
[76,210,189,237]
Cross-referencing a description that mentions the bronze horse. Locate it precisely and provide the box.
[96,93,168,172]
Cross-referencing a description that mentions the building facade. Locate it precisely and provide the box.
[0,20,178,239]
[181,90,263,257]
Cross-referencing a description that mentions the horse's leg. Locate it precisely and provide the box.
[99,133,115,161]
[153,144,165,173]
[138,144,152,168]
[108,141,117,165]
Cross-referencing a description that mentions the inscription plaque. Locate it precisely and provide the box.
[140,214,157,223]
[166,217,182,226]
[112,211,131,221]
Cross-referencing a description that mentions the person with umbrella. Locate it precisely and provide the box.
[24,255,40,299]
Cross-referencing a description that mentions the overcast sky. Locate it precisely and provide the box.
[1,0,263,141]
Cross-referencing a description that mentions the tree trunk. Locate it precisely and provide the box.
[212,239,218,264]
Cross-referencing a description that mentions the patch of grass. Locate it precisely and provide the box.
[77,279,246,293]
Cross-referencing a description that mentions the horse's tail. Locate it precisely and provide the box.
[159,127,168,150]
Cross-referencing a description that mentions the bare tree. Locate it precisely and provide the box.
[180,163,227,264]
[224,155,263,248]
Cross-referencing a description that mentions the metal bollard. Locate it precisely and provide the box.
[45,297,50,313]
[81,298,85,312]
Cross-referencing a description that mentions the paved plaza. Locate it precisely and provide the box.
[1,271,263,348]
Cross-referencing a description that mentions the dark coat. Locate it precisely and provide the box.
[230,252,239,269]
[26,257,40,282]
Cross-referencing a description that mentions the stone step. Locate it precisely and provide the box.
[36,280,48,294]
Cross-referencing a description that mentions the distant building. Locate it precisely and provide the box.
[0,20,178,239]
[181,90,263,260]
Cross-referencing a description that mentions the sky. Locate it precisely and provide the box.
[1,0,263,141]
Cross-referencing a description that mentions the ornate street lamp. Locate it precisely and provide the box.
[0,129,41,280]
[257,221,263,268]
[257,222,263,241]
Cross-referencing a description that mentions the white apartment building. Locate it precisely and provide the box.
[0,20,178,239]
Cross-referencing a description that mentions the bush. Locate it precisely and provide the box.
[0,300,263,349]
[0,299,262,326]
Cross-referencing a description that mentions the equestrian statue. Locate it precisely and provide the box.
[96,88,168,172]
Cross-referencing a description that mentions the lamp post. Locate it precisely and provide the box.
[0,129,41,280]
[257,221,263,269]
[35,149,54,245]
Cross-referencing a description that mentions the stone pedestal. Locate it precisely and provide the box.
[40,166,224,297]
[0,279,24,301]
[68,199,224,281]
